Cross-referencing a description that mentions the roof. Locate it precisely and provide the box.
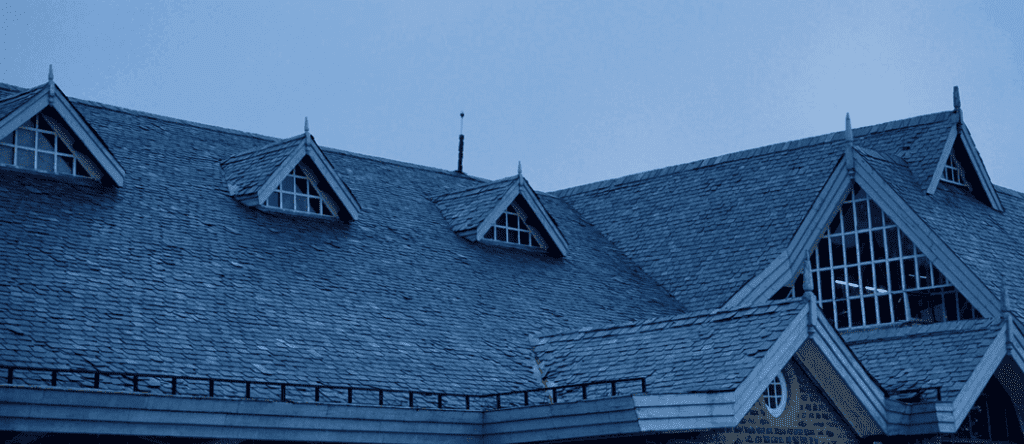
[220,134,306,198]
[533,299,805,393]
[843,318,1003,400]
[0,82,685,395]
[432,175,518,233]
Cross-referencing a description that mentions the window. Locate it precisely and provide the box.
[0,113,95,178]
[483,202,547,249]
[941,153,968,187]
[262,163,336,216]
[806,185,980,330]
[763,373,786,417]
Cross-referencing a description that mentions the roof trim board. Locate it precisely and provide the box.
[947,326,1007,433]
[722,152,852,309]
[0,82,125,186]
[925,125,960,194]
[474,175,569,257]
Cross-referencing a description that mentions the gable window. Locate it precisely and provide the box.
[807,184,980,330]
[483,202,547,249]
[263,163,336,216]
[941,153,968,187]
[763,373,786,417]
[1,113,95,178]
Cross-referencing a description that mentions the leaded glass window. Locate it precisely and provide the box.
[942,153,968,187]
[0,113,94,178]
[807,184,979,330]
[483,202,547,249]
[263,164,336,216]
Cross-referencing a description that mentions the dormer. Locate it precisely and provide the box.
[219,120,359,221]
[432,169,568,257]
[926,87,1002,211]
[0,67,125,186]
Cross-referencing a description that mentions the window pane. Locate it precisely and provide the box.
[484,227,494,239]
[858,232,871,262]
[16,129,34,147]
[1,131,13,144]
[855,201,868,230]
[904,259,917,289]
[282,177,294,192]
[296,178,308,194]
[836,300,849,329]
[917,257,932,288]
[296,196,308,212]
[309,197,321,214]
[496,228,506,242]
[38,115,53,131]
[851,298,864,327]
[19,117,34,129]
[268,191,280,207]
[39,133,55,152]
[75,164,90,177]
[841,203,854,231]
[864,297,877,325]
[283,193,294,210]
[869,201,884,227]
[16,147,34,168]
[497,214,506,226]
[508,230,518,244]
[37,152,54,172]
[519,232,529,245]
[893,294,907,321]
[0,145,12,165]
[56,155,74,175]
[879,296,893,323]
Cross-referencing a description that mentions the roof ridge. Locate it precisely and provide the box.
[995,184,1024,199]
[552,111,956,198]
[535,299,805,343]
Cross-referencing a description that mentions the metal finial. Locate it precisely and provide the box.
[802,260,815,296]
[518,161,522,177]
[953,86,960,111]
[48,65,54,82]
[845,113,853,142]
[304,117,309,134]
[460,112,464,134]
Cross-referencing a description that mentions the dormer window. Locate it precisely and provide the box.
[263,163,337,216]
[941,153,968,187]
[1,113,97,179]
[483,202,547,249]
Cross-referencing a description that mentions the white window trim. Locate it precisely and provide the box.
[763,373,787,418]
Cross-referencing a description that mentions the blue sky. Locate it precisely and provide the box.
[2,1,1022,192]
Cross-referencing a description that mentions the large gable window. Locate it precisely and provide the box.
[263,163,336,216]
[941,153,968,187]
[483,201,547,249]
[1,113,95,178]
[808,184,979,330]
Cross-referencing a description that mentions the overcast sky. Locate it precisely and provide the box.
[2,1,1022,192]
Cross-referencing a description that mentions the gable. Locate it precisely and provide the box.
[220,132,359,220]
[434,174,568,257]
[0,79,124,186]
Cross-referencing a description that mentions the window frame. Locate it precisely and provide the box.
[260,162,340,218]
[0,113,98,180]
[482,202,548,250]
[763,373,787,418]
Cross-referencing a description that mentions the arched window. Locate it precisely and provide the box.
[763,373,787,418]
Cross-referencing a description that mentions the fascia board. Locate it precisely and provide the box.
[925,125,959,195]
[633,392,738,432]
[303,138,360,220]
[0,90,48,147]
[729,305,809,417]
[474,182,521,242]
[722,158,852,309]
[854,156,1000,318]
[805,310,888,436]
[255,147,306,207]
[949,327,1007,432]
[51,90,126,186]
[958,126,1003,211]
[517,181,569,256]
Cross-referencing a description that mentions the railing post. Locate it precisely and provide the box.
[315,386,320,402]
[348,388,353,403]
[496,394,501,409]
[611,381,616,396]
[552,388,557,404]
[465,395,470,410]
[6,368,12,384]
[132,375,138,392]
[245,382,250,398]
[208,379,214,396]
[437,393,443,409]
[582,384,587,400]
[280,384,286,401]
[51,371,58,387]
[642,378,646,393]
[524,391,529,406]
[172,378,177,395]
[409,391,414,407]
[379,389,384,406]
[93,372,100,389]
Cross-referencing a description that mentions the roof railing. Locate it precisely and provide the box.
[1,365,645,411]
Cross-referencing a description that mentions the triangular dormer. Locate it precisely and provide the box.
[0,71,125,186]
[433,173,568,257]
[926,89,1002,211]
[219,126,359,221]
[775,183,984,330]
